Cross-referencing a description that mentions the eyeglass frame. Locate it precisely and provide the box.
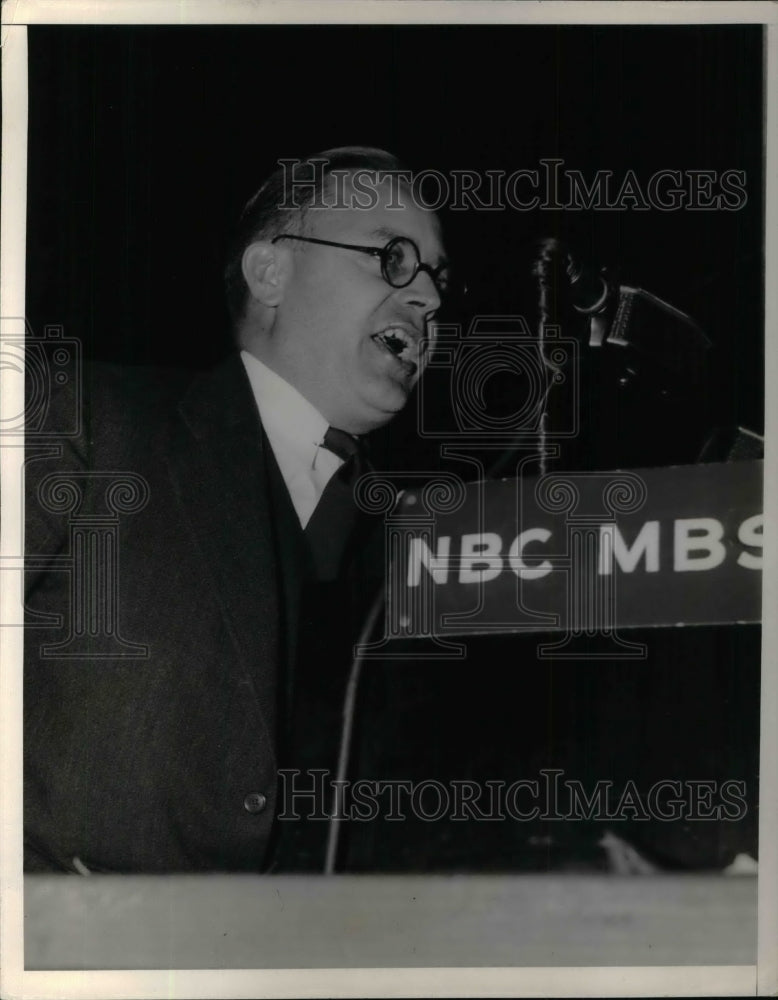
[270,233,453,299]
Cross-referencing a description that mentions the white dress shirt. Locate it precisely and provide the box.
[240,350,343,528]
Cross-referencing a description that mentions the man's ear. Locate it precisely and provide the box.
[241,241,291,308]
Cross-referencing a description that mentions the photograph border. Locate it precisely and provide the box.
[1,2,776,996]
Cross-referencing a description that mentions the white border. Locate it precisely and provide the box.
[0,0,776,26]
[1,2,776,997]
[0,18,28,1000]
[757,19,778,1000]
[0,966,762,998]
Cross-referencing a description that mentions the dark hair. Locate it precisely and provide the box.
[224,146,406,325]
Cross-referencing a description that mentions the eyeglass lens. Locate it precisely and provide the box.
[382,238,416,285]
[383,238,450,295]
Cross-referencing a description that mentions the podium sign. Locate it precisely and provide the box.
[386,462,763,639]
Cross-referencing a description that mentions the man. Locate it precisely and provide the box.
[23,147,448,873]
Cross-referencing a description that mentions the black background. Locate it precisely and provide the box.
[25,23,764,871]
[27,25,763,433]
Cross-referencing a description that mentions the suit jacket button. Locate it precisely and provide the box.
[243,791,267,814]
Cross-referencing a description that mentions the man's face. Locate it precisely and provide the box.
[270,178,446,434]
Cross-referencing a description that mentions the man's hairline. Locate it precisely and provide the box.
[235,171,444,334]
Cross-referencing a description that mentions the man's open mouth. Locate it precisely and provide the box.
[371,326,421,376]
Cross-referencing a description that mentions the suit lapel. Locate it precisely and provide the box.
[166,353,280,745]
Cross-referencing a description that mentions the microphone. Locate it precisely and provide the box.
[532,236,714,468]
[533,235,711,366]
[533,237,614,326]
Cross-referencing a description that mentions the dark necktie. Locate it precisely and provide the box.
[304,426,369,581]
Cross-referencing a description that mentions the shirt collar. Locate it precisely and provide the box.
[240,350,330,468]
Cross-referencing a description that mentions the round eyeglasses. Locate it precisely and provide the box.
[271,234,457,300]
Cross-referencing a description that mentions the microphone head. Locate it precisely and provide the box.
[534,237,611,314]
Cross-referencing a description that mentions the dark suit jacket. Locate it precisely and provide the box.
[24,354,288,872]
[24,354,760,875]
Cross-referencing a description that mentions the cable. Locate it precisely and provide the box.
[323,585,386,875]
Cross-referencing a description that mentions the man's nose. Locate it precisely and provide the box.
[399,268,442,315]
